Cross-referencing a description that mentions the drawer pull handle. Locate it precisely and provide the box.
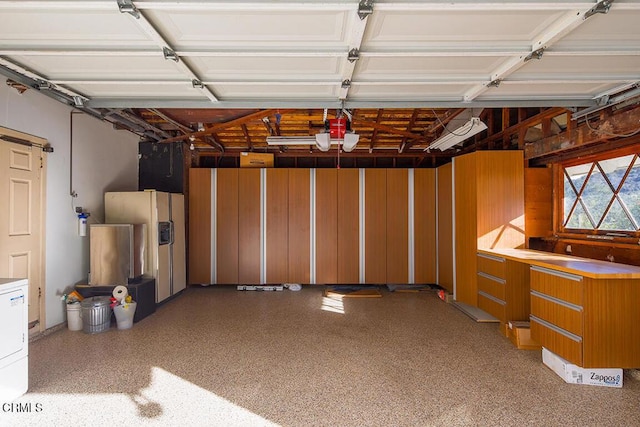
[477,271,506,284]
[530,315,582,343]
[478,253,505,263]
[478,290,505,305]
[531,290,582,312]
[531,265,582,282]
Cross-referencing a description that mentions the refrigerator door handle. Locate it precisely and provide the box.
[168,220,175,246]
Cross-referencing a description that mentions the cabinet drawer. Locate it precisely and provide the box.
[530,266,582,306]
[477,272,505,301]
[530,291,582,337]
[478,291,506,322]
[531,315,582,366]
[477,253,506,279]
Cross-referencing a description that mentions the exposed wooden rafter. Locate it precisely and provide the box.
[159,109,294,144]
[525,106,640,160]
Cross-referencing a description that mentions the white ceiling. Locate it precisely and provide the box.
[0,0,639,110]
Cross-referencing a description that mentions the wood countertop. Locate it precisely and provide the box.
[478,248,640,279]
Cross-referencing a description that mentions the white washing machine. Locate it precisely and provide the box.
[0,278,28,402]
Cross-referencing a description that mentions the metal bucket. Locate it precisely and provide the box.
[80,296,112,334]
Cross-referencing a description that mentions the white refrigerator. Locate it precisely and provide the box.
[105,191,186,303]
[0,278,28,402]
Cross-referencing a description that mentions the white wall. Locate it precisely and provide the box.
[0,77,139,328]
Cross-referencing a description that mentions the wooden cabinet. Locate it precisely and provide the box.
[238,169,261,284]
[217,169,239,284]
[189,167,438,286]
[414,169,437,285]
[188,168,212,284]
[529,265,640,368]
[315,169,338,284]
[365,169,387,283]
[436,163,453,292]
[337,169,360,284]
[482,248,640,369]
[386,169,407,284]
[265,169,288,284]
[454,151,525,306]
[288,169,311,284]
[476,251,530,335]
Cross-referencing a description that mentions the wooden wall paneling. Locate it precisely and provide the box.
[525,167,553,244]
[454,153,478,305]
[288,169,310,284]
[266,168,289,284]
[216,168,239,284]
[337,169,360,284]
[238,169,261,284]
[476,151,525,250]
[365,169,387,283]
[316,169,338,284]
[437,163,453,292]
[188,168,212,284]
[414,168,437,284]
[386,169,408,284]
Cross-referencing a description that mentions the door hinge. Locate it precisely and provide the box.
[39,287,42,297]
[40,157,43,168]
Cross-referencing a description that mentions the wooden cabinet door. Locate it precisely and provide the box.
[266,169,289,284]
[316,169,338,284]
[288,169,310,284]
[386,169,408,284]
[238,169,261,284]
[337,169,360,284]
[188,168,212,284]
[437,163,453,292]
[365,169,387,283]
[414,169,437,284]
[454,153,478,305]
[217,169,239,284]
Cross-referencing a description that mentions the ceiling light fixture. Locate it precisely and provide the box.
[266,135,360,152]
[425,117,487,151]
[266,112,359,152]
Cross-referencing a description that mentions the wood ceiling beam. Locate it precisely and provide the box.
[241,124,253,151]
[369,109,384,152]
[525,106,640,160]
[399,109,420,153]
[478,107,569,148]
[352,116,430,144]
[159,109,295,143]
[147,108,192,134]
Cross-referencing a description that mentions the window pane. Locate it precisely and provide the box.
[600,199,635,231]
[565,163,591,192]
[566,202,594,229]
[599,155,634,189]
[618,157,640,230]
[581,169,613,226]
[563,173,577,226]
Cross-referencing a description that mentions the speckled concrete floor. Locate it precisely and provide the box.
[3,286,640,426]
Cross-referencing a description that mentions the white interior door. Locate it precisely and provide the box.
[0,130,45,329]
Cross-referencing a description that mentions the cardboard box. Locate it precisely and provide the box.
[542,348,623,388]
[240,152,274,168]
[507,321,541,350]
